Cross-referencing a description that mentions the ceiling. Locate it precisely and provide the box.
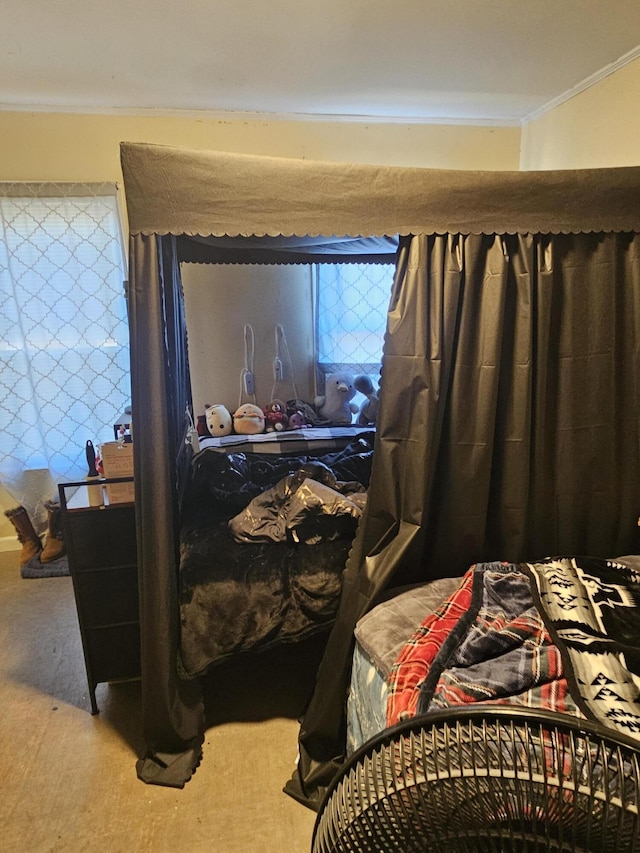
[3,0,640,125]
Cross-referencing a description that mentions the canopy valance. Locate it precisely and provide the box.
[121,142,640,242]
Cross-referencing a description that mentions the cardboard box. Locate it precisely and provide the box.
[101,440,135,503]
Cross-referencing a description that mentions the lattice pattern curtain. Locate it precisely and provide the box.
[315,262,393,399]
[0,183,130,528]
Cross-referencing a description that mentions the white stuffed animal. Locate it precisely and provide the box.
[205,403,233,437]
[353,374,379,426]
[314,372,359,425]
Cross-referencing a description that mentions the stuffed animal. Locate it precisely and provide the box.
[263,399,288,432]
[353,374,380,426]
[287,409,311,430]
[314,372,359,425]
[233,403,265,435]
[205,403,233,437]
[286,399,321,427]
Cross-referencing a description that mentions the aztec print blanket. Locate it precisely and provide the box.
[525,556,640,743]
[386,557,640,746]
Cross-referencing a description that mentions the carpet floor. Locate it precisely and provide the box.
[0,548,323,852]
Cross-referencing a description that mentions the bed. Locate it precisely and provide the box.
[347,554,640,755]
[347,575,461,753]
[310,554,640,849]
[119,143,640,794]
[178,429,375,677]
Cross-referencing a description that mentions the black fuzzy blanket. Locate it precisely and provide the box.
[178,435,374,678]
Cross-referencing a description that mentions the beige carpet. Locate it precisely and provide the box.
[0,549,322,852]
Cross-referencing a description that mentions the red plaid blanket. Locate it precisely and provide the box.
[386,562,577,727]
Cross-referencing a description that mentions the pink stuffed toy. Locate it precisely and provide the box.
[287,409,311,430]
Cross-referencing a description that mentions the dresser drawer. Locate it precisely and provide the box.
[83,623,141,685]
[64,507,136,571]
[72,565,139,626]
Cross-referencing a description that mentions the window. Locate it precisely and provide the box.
[0,183,130,522]
[315,262,393,400]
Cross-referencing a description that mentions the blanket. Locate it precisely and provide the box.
[525,556,640,742]
[387,562,576,727]
[178,434,374,677]
[387,556,640,745]
[228,462,367,544]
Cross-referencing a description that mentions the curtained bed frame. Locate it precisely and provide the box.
[120,142,640,803]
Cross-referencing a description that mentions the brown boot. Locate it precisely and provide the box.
[4,506,43,567]
[41,500,66,564]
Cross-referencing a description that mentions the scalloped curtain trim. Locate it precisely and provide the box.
[120,143,640,241]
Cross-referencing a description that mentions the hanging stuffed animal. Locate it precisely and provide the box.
[205,403,233,437]
[314,372,359,425]
[353,374,379,426]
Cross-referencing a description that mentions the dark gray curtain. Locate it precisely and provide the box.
[129,234,205,787]
[286,230,640,807]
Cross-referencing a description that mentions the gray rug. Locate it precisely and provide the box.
[20,552,70,578]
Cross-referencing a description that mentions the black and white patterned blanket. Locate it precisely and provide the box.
[198,426,374,455]
[524,556,640,743]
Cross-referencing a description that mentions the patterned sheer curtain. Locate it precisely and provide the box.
[315,262,393,401]
[0,183,130,529]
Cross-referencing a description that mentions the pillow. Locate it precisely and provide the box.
[354,576,462,678]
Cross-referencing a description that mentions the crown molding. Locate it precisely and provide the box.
[522,44,640,125]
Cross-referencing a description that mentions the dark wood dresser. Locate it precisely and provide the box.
[58,479,140,714]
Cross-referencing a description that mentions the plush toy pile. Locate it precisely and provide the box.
[197,372,379,437]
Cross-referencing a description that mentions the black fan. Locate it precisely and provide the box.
[312,707,640,852]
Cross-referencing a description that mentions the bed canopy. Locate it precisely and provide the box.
[120,142,640,799]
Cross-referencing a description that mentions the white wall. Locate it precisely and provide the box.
[0,484,18,549]
[521,56,640,169]
[182,263,315,420]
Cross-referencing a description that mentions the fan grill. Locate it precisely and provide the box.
[312,709,640,853]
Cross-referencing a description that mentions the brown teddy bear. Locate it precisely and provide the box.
[263,399,288,432]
